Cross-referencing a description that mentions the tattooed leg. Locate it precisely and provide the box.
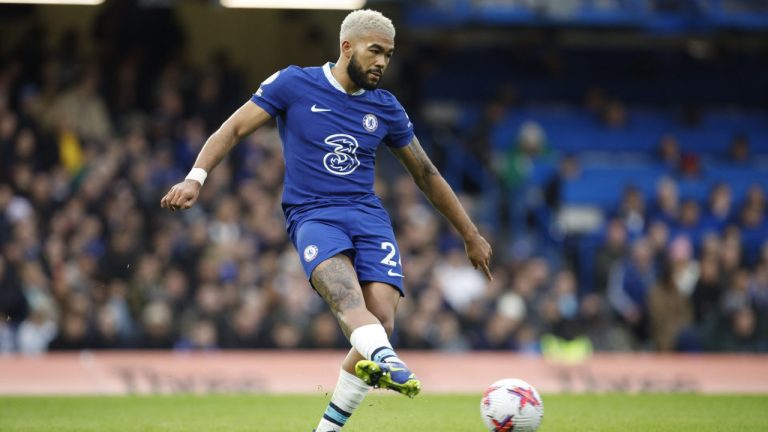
[311,254,380,338]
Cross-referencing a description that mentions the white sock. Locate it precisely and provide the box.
[349,323,403,364]
[315,369,370,432]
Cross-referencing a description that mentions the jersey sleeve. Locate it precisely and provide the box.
[250,66,299,116]
[384,98,414,148]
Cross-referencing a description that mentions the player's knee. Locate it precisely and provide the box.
[375,313,395,337]
[382,320,395,337]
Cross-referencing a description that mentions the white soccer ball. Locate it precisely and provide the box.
[480,378,544,432]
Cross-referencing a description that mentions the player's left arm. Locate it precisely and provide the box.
[391,136,493,280]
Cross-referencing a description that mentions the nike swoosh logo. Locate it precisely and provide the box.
[387,269,404,278]
[311,104,332,112]
[389,366,405,372]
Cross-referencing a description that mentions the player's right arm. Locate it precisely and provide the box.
[190,101,272,174]
[160,101,272,211]
[162,67,297,212]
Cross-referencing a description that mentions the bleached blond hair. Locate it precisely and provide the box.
[340,9,395,42]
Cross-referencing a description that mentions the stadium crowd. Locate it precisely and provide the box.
[1,13,767,356]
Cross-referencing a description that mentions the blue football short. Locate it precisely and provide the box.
[287,203,405,296]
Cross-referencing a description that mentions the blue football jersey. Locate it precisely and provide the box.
[250,63,414,219]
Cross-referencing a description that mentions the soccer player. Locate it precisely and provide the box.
[161,9,492,431]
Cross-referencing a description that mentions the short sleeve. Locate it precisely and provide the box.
[250,67,298,117]
[385,98,414,148]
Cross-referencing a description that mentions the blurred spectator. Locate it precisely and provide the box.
[578,293,633,351]
[648,258,694,351]
[496,120,549,190]
[601,99,627,128]
[671,199,703,245]
[717,306,765,352]
[270,320,303,349]
[668,236,700,297]
[221,293,268,348]
[494,121,555,236]
[727,134,750,164]
[692,255,724,323]
[739,196,768,265]
[753,245,768,310]
[744,184,765,212]
[595,219,629,294]
[140,301,175,349]
[92,304,132,349]
[656,134,681,169]
[175,318,218,351]
[614,186,646,237]
[721,269,752,316]
[307,312,345,349]
[607,238,656,342]
[43,65,112,142]
[49,311,92,351]
[702,183,734,232]
[646,220,671,268]
[544,154,580,213]
[17,299,57,355]
[539,270,581,340]
[432,312,471,352]
[0,249,29,326]
[476,312,519,351]
[515,258,551,315]
[434,247,488,314]
[678,153,701,178]
[466,99,509,170]
[0,319,14,354]
[719,234,743,283]
[651,177,680,226]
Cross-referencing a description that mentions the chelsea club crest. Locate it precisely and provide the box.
[304,245,319,262]
[362,114,378,132]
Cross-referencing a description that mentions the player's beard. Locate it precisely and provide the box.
[347,54,381,90]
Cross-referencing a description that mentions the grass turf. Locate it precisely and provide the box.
[1,393,766,431]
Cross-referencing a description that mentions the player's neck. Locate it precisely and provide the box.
[331,60,362,94]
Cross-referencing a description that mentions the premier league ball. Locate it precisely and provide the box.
[480,378,544,432]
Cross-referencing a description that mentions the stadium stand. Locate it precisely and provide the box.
[0,1,766,358]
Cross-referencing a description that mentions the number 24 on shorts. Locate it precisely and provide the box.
[380,242,403,277]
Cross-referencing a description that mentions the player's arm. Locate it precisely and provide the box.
[390,136,493,280]
[160,101,272,211]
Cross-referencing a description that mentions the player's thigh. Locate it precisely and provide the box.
[311,254,365,312]
[361,281,401,336]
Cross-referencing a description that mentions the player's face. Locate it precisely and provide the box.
[347,33,394,90]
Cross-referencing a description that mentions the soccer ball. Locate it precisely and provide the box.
[480,378,544,432]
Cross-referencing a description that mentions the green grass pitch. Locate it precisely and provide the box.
[1,393,766,431]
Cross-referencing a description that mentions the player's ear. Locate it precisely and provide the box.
[341,40,353,59]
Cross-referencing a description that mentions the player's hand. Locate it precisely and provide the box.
[160,180,201,212]
[465,233,493,281]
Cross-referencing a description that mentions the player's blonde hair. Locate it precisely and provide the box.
[339,9,395,42]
